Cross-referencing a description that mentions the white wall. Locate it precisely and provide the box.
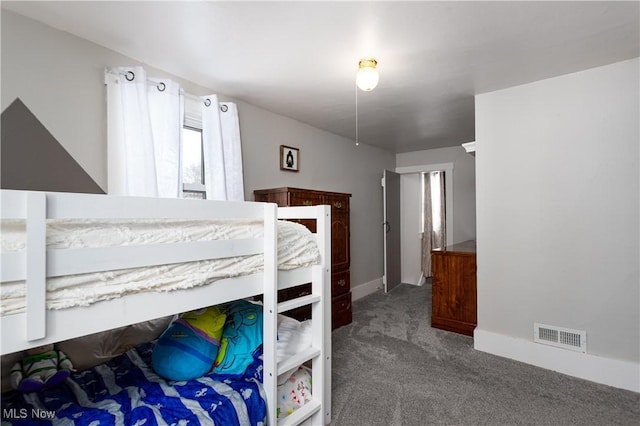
[474,58,639,392]
[1,10,395,291]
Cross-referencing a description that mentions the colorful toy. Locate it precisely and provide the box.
[9,344,74,392]
[152,306,226,381]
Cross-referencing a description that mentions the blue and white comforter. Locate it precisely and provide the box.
[1,343,266,425]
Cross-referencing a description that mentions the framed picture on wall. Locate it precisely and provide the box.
[280,145,299,172]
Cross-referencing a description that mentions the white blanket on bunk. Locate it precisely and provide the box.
[0,219,320,315]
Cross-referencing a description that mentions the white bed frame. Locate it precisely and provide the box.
[0,189,331,426]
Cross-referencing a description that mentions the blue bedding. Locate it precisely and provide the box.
[1,342,266,425]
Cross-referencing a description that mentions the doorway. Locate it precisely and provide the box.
[395,163,454,285]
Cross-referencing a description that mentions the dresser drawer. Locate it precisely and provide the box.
[286,193,321,232]
[331,270,350,296]
[332,292,352,330]
[279,284,311,322]
[280,283,312,300]
[323,193,350,213]
[289,192,324,207]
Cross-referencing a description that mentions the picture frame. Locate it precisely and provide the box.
[280,145,299,172]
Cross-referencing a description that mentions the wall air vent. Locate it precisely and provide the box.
[534,323,586,353]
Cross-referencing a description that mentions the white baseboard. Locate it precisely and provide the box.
[474,328,640,393]
[351,277,382,301]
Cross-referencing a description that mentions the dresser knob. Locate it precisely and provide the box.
[337,279,346,287]
[333,202,342,209]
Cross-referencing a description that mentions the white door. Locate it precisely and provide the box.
[382,170,401,293]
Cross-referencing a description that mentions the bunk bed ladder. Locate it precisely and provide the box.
[275,263,326,426]
[269,205,331,426]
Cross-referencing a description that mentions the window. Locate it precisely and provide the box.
[182,97,205,199]
[182,126,205,199]
[427,171,443,237]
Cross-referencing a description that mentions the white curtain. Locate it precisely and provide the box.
[106,66,183,197]
[202,95,245,201]
[421,171,447,277]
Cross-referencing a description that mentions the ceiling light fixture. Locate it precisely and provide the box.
[356,58,379,92]
[355,58,379,147]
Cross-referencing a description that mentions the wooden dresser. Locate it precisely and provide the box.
[431,240,477,336]
[254,187,352,330]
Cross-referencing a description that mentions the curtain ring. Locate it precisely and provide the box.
[220,104,228,113]
[157,82,166,92]
[125,71,135,81]
[204,98,212,107]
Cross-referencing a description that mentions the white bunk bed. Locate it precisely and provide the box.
[0,189,331,425]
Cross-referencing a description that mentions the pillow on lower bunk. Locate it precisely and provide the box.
[58,316,175,370]
[212,300,263,376]
[276,315,312,385]
[152,307,226,381]
[1,316,175,393]
[277,366,313,419]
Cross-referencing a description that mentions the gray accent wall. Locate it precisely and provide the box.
[475,59,639,368]
[1,98,104,194]
[1,10,395,290]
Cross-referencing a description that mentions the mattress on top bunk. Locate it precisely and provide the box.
[0,219,320,315]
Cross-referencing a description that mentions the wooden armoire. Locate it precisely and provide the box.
[254,187,352,330]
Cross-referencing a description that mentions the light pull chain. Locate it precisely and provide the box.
[355,83,359,146]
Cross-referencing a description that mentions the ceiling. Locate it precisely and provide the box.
[2,1,639,154]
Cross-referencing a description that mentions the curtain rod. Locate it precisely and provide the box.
[105,68,226,108]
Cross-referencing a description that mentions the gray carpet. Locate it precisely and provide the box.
[330,282,639,426]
